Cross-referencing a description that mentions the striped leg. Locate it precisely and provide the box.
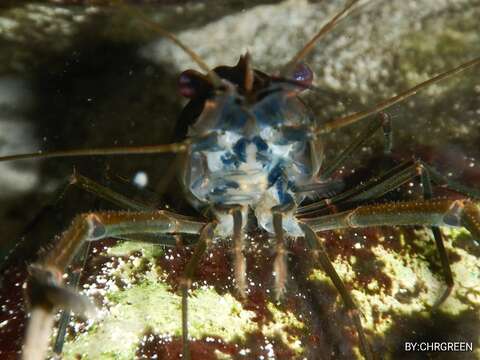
[22,210,204,360]
[301,198,480,239]
[51,171,169,355]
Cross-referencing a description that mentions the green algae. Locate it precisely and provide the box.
[1,1,477,359]
[61,236,311,359]
[63,280,257,359]
[307,220,480,340]
[107,240,164,260]
[262,302,305,355]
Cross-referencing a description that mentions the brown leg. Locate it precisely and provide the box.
[300,223,374,360]
[22,210,204,360]
[232,207,247,298]
[302,198,480,240]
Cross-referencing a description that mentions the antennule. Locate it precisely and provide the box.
[282,0,360,76]
[317,56,480,133]
[113,0,223,87]
[0,142,189,162]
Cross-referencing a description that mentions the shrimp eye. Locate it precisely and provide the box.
[292,63,313,88]
[178,71,197,98]
[178,70,211,98]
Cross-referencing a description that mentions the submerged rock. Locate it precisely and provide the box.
[0,1,479,359]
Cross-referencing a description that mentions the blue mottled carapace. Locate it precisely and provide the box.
[178,56,322,236]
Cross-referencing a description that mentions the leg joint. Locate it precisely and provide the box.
[78,213,107,241]
[443,200,466,227]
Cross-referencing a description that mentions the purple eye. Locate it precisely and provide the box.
[178,71,197,98]
[292,63,313,87]
[178,69,212,98]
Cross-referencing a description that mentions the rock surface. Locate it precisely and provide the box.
[0,0,479,359]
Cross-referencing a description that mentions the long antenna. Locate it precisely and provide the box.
[282,0,360,75]
[0,142,189,162]
[113,0,223,87]
[317,56,480,133]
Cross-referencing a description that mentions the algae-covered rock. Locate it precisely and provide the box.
[0,1,479,359]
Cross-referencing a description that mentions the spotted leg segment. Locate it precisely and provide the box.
[302,198,480,239]
[22,210,204,360]
[300,223,374,360]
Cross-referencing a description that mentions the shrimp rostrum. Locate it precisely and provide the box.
[1,0,480,359]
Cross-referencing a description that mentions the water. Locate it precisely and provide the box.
[0,1,479,359]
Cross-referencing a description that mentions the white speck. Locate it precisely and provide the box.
[133,171,148,188]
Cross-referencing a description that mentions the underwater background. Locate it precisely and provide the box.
[0,0,480,359]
